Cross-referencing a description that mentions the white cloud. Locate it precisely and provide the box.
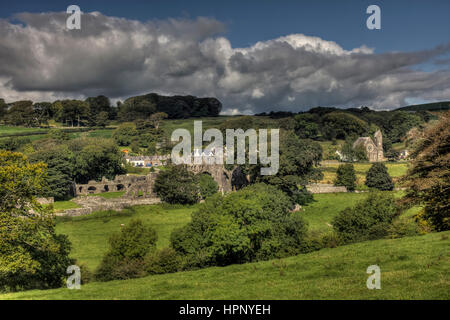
[0,11,449,114]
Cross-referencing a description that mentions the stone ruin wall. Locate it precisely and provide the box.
[76,173,159,198]
[306,183,347,193]
[75,165,233,198]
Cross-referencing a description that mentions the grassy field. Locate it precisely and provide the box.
[319,161,409,186]
[52,193,369,271]
[87,191,125,199]
[51,200,81,212]
[50,192,413,272]
[54,204,197,270]
[299,193,369,233]
[0,125,48,136]
[2,231,448,300]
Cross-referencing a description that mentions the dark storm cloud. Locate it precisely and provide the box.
[0,12,448,113]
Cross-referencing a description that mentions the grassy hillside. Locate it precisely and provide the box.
[52,193,370,271]
[55,204,198,270]
[51,192,413,271]
[396,101,450,112]
[2,231,448,300]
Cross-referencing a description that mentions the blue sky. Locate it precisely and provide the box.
[0,1,449,112]
[1,0,449,53]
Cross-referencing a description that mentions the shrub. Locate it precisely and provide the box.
[388,216,420,239]
[95,219,157,281]
[145,248,181,275]
[332,192,398,243]
[154,165,200,204]
[365,162,394,191]
[334,163,357,191]
[170,183,308,267]
[198,173,218,199]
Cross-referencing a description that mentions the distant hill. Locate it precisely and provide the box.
[396,101,450,112]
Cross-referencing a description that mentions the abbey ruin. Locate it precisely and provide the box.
[352,130,385,162]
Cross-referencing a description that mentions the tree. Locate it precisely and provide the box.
[149,112,168,129]
[401,112,450,231]
[365,162,394,191]
[0,151,72,291]
[70,138,125,183]
[321,112,369,140]
[256,130,322,205]
[85,96,112,126]
[32,102,53,126]
[29,145,74,200]
[334,163,357,191]
[333,192,398,243]
[0,99,7,122]
[5,101,35,126]
[95,219,157,281]
[294,113,319,139]
[198,173,218,199]
[95,111,109,127]
[113,122,138,146]
[54,100,89,127]
[154,165,200,204]
[118,97,156,122]
[170,183,307,267]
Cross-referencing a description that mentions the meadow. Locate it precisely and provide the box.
[50,192,416,271]
[318,161,409,186]
[2,231,448,300]
[54,204,198,270]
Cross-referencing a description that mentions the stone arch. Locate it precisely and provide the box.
[87,186,97,194]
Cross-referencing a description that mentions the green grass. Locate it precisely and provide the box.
[87,191,125,199]
[319,162,409,185]
[52,192,412,271]
[299,193,370,233]
[54,204,197,270]
[0,125,48,136]
[51,200,81,212]
[2,231,448,300]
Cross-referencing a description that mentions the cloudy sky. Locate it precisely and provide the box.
[0,0,449,114]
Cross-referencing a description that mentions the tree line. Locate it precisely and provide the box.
[0,93,222,128]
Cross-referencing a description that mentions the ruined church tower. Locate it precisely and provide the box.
[374,130,384,161]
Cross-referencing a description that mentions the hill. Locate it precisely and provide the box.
[2,231,448,300]
[396,101,450,112]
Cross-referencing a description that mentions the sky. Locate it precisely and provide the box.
[0,0,449,114]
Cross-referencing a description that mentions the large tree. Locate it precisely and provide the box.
[0,151,72,291]
[70,138,125,184]
[401,112,450,231]
[255,130,323,205]
[170,183,307,267]
[29,145,75,200]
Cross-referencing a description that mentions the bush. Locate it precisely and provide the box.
[388,216,420,239]
[334,164,357,191]
[365,162,394,191]
[170,183,308,267]
[154,165,200,204]
[145,248,182,275]
[198,173,219,199]
[332,192,398,243]
[95,219,157,281]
